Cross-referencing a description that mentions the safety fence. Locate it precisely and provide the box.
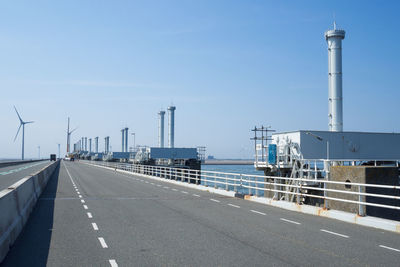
[83,160,400,218]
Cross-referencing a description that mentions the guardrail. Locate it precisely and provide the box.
[0,159,46,168]
[84,161,400,219]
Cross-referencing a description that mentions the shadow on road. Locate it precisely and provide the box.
[1,164,60,267]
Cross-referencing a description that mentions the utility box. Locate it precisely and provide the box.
[328,166,400,220]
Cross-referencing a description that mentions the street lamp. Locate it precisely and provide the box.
[306,132,330,210]
[131,133,135,150]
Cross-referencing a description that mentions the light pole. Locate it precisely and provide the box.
[306,132,330,210]
[58,143,60,159]
[131,133,135,150]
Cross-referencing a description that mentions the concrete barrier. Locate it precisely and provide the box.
[0,160,59,262]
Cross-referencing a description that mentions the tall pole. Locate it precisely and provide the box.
[58,143,60,159]
[121,129,125,152]
[67,117,70,154]
[38,146,40,159]
[167,106,176,148]
[22,124,25,160]
[131,133,135,150]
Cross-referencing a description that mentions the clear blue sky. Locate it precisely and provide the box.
[1,0,399,159]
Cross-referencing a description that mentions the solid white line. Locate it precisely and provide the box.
[98,237,108,248]
[228,203,240,208]
[83,205,88,210]
[109,259,118,267]
[181,191,188,194]
[210,198,220,203]
[379,245,400,252]
[280,218,301,225]
[250,210,266,215]
[172,188,178,191]
[87,212,93,218]
[81,199,85,203]
[320,229,349,238]
[193,194,200,197]
[92,223,99,231]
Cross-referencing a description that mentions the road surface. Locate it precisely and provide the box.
[2,161,400,266]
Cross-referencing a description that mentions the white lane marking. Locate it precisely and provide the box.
[109,259,118,267]
[98,237,108,248]
[164,186,169,189]
[250,210,266,215]
[145,181,149,184]
[77,192,80,194]
[92,223,99,231]
[172,188,178,191]
[83,205,88,210]
[79,195,82,198]
[193,194,200,197]
[210,198,220,203]
[81,199,85,203]
[181,191,188,194]
[87,212,93,218]
[320,229,349,238]
[280,218,301,225]
[150,183,155,185]
[157,184,161,187]
[379,245,400,252]
[228,203,240,208]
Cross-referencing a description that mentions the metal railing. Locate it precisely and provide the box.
[83,160,400,218]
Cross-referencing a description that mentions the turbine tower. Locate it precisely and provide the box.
[13,106,34,160]
[66,117,77,155]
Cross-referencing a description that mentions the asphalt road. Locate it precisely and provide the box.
[0,161,51,191]
[2,161,400,266]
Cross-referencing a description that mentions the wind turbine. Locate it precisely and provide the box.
[66,117,78,155]
[13,106,34,160]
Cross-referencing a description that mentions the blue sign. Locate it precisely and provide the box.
[268,144,277,164]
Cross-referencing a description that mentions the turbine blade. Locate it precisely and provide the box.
[25,121,34,124]
[14,106,23,123]
[70,127,78,134]
[14,124,22,142]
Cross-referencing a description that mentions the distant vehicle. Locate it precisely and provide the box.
[50,154,56,161]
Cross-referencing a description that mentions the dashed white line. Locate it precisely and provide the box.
[181,191,188,194]
[92,223,99,231]
[79,195,82,198]
[228,203,240,208]
[210,198,220,203]
[320,229,349,238]
[98,237,108,248]
[157,184,161,187]
[150,183,155,185]
[164,186,169,189]
[193,194,200,197]
[81,199,85,203]
[379,245,400,252]
[280,218,301,225]
[250,210,266,215]
[172,188,178,191]
[109,259,118,267]
[83,205,88,210]
[77,192,80,194]
[87,212,93,218]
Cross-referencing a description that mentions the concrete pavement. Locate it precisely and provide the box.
[2,161,400,266]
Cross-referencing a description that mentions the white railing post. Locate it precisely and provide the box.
[358,185,366,216]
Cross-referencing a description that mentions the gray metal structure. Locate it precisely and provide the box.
[121,129,125,152]
[13,106,34,160]
[124,127,128,153]
[89,138,92,153]
[95,137,99,153]
[167,106,176,148]
[325,22,345,132]
[158,110,165,148]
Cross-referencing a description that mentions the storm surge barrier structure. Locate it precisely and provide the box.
[84,160,400,232]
